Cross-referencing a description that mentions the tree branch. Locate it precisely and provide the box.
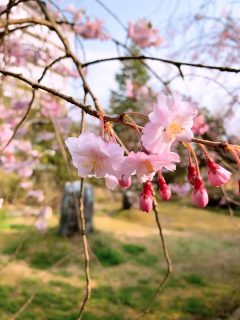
[82,55,240,73]
[136,197,172,319]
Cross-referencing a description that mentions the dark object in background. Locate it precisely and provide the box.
[122,191,135,209]
[59,181,94,236]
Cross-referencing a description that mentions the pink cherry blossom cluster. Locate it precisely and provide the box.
[0,137,40,178]
[35,205,53,232]
[169,183,191,197]
[27,190,45,202]
[1,38,52,67]
[41,97,63,119]
[192,114,209,135]
[0,124,13,149]
[128,18,163,48]
[66,93,233,213]
[52,65,79,78]
[74,17,109,41]
[125,80,153,102]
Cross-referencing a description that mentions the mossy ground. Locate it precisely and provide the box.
[0,188,239,319]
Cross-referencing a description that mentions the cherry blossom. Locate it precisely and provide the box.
[105,174,119,190]
[65,132,124,178]
[20,181,33,190]
[192,177,209,208]
[169,183,191,197]
[27,190,45,202]
[187,163,198,185]
[128,18,163,48]
[74,18,109,40]
[118,176,132,189]
[157,174,171,201]
[139,181,154,213]
[206,159,231,187]
[125,80,150,101]
[35,206,53,232]
[0,124,13,148]
[192,115,209,135]
[141,94,197,154]
[41,99,62,118]
[0,198,3,208]
[119,151,180,183]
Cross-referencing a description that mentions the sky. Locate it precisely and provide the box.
[58,0,240,135]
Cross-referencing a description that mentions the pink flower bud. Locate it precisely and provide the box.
[118,176,132,189]
[158,175,171,201]
[206,159,231,187]
[139,181,153,213]
[192,177,209,208]
[187,163,197,185]
[139,193,153,213]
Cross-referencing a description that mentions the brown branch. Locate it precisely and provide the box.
[81,55,240,73]
[0,68,140,132]
[0,0,27,16]
[136,197,172,319]
[37,54,68,82]
[0,67,238,154]
[76,92,91,319]
[191,138,228,149]
[36,1,103,113]
[76,178,91,320]
[0,17,54,29]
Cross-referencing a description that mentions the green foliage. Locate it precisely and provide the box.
[183,297,212,316]
[1,200,240,319]
[118,285,154,309]
[0,171,22,203]
[93,245,125,267]
[122,243,146,256]
[184,273,207,287]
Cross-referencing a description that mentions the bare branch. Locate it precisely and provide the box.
[82,55,240,73]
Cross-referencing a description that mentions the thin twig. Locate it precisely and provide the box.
[38,54,68,82]
[76,92,91,319]
[136,197,172,319]
[76,178,91,320]
[81,55,240,74]
[0,89,35,153]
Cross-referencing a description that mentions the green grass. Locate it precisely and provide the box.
[122,243,146,256]
[0,198,240,320]
[184,274,207,287]
[183,297,212,317]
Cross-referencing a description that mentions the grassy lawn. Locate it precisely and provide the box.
[0,188,240,320]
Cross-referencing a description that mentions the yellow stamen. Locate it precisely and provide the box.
[167,122,184,137]
[143,160,153,173]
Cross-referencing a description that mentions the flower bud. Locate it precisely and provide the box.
[192,177,209,208]
[187,163,197,185]
[118,176,132,189]
[139,181,153,213]
[206,159,231,187]
[158,175,171,201]
[139,193,153,212]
